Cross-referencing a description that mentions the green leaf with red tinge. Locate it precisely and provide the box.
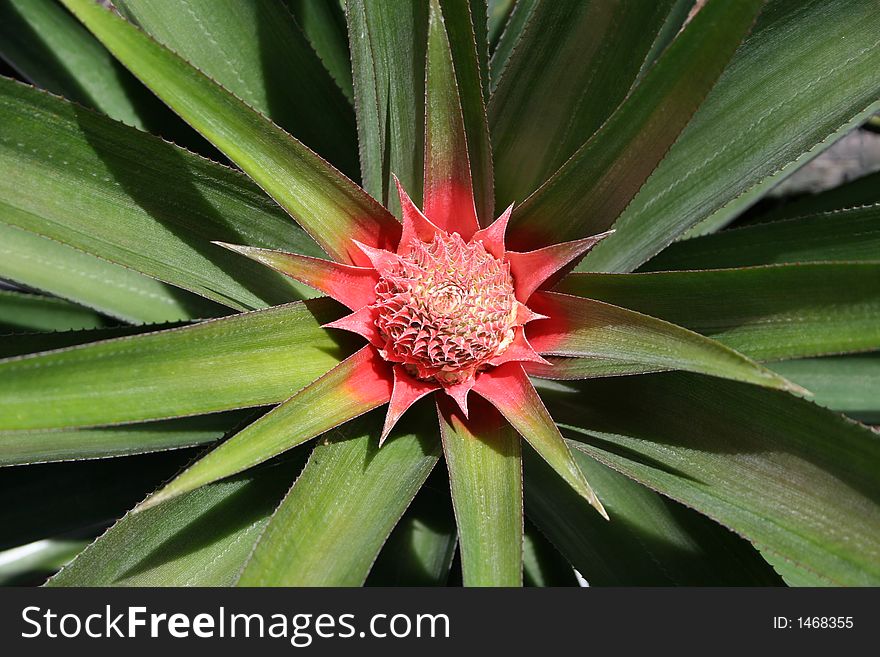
[527,291,802,393]
[214,242,378,311]
[543,373,880,586]
[438,397,523,586]
[473,362,606,518]
[62,0,400,266]
[436,0,494,224]
[423,0,481,236]
[0,299,350,432]
[556,264,880,361]
[490,0,675,210]
[236,410,440,586]
[507,0,763,249]
[140,346,392,510]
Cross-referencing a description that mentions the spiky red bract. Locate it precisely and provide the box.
[338,345,394,406]
[506,230,614,302]
[223,178,607,442]
[213,242,378,310]
[322,180,573,432]
[381,366,440,445]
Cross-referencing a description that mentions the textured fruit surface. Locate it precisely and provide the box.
[375,232,517,384]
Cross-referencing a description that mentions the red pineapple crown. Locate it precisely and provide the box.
[374,231,518,385]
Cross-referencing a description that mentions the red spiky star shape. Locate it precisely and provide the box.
[219,176,610,445]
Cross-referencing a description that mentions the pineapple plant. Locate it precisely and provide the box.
[0,0,878,587]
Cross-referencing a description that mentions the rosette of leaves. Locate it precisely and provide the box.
[0,0,878,587]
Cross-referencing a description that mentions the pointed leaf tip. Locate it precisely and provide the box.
[215,242,379,310]
[473,363,606,517]
[508,230,613,301]
[323,305,383,347]
[471,203,514,259]
[528,291,806,395]
[381,366,440,445]
[395,175,444,252]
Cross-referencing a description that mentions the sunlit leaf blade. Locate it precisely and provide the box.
[556,264,880,361]
[491,0,675,208]
[0,0,162,130]
[0,538,89,587]
[114,0,358,177]
[545,374,880,586]
[346,0,428,216]
[684,133,880,240]
[62,0,400,265]
[143,346,392,509]
[583,0,880,273]
[523,443,784,586]
[0,411,246,467]
[526,357,657,381]
[0,78,324,311]
[423,0,480,235]
[0,224,222,324]
[528,292,799,392]
[366,480,457,586]
[48,459,301,586]
[438,397,523,586]
[0,299,349,431]
[508,0,762,249]
[645,204,880,270]
[284,0,354,102]
[236,411,440,586]
[769,354,880,424]
[521,522,578,587]
[0,450,192,551]
[0,290,105,332]
[0,321,190,360]
[436,0,493,224]
[473,363,605,517]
